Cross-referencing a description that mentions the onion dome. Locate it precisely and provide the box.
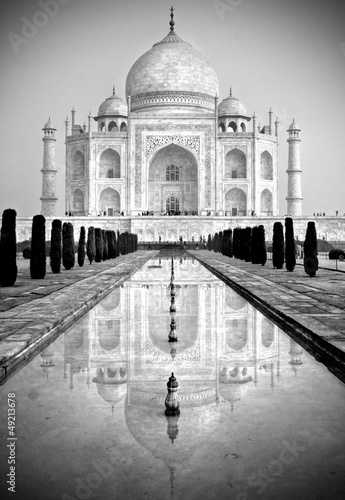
[125,8,219,112]
[288,119,300,131]
[43,117,56,130]
[97,86,127,117]
[218,88,247,117]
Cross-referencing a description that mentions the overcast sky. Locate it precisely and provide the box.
[0,0,344,217]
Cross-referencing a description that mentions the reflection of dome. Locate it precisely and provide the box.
[97,88,127,117]
[126,17,219,112]
[98,288,121,312]
[225,288,247,310]
[95,383,127,405]
[218,90,247,116]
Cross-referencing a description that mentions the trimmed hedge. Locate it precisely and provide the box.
[50,219,62,273]
[304,221,318,277]
[95,228,103,262]
[285,217,296,272]
[86,226,96,264]
[30,215,46,279]
[78,226,86,267]
[0,209,18,286]
[62,222,75,270]
[273,222,284,269]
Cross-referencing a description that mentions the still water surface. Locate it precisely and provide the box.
[0,256,345,500]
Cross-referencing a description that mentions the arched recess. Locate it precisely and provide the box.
[241,122,246,132]
[97,320,120,351]
[225,287,247,310]
[166,196,180,213]
[99,148,120,178]
[225,188,247,216]
[148,143,198,214]
[99,121,105,132]
[72,151,85,180]
[261,318,275,348]
[260,151,273,180]
[108,121,117,132]
[260,189,273,216]
[219,122,225,132]
[225,148,247,178]
[99,187,120,216]
[228,121,237,132]
[72,188,84,214]
[226,319,248,350]
[120,122,127,132]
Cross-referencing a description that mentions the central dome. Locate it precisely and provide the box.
[126,28,219,112]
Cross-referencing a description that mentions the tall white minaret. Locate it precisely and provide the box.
[40,118,57,216]
[286,119,303,216]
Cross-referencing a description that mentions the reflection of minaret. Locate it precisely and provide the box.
[169,257,178,348]
[39,345,56,378]
[289,339,303,375]
[166,413,179,443]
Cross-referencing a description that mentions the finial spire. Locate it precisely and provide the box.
[229,86,232,97]
[170,6,175,32]
[113,85,115,95]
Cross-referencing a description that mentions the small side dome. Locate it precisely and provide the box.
[288,119,300,131]
[43,117,56,130]
[218,89,247,117]
[97,87,127,117]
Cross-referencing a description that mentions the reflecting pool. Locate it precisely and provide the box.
[0,256,345,500]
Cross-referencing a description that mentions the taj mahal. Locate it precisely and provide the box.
[19,7,343,243]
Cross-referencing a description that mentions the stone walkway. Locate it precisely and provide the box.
[0,251,158,383]
[189,250,345,382]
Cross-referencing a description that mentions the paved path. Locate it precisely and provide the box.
[0,251,158,383]
[189,250,345,382]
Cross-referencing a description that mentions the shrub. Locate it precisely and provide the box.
[258,225,267,266]
[223,229,233,257]
[329,249,345,260]
[218,231,223,254]
[95,228,103,262]
[102,230,108,260]
[107,231,114,259]
[78,226,86,267]
[207,234,212,251]
[317,239,333,252]
[0,208,18,286]
[244,227,252,262]
[285,217,296,272]
[30,215,46,279]
[62,222,75,270]
[86,226,96,264]
[23,247,31,259]
[251,226,260,264]
[116,230,120,257]
[304,221,318,277]
[233,228,239,259]
[50,219,62,273]
[272,222,284,269]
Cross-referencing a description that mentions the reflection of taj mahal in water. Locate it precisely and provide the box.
[42,258,303,412]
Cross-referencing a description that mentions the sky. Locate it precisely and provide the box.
[0,0,344,217]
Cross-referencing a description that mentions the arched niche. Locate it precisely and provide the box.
[219,122,225,132]
[260,151,273,180]
[240,122,246,132]
[99,187,120,216]
[261,318,275,348]
[97,319,120,351]
[148,143,198,214]
[72,151,85,180]
[260,189,273,216]
[99,148,120,178]
[120,122,127,132]
[72,188,84,214]
[226,319,248,350]
[99,121,105,132]
[225,287,247,310]
[108,121,117,132]
[225,148,247,178]
[228,121,237,132]
[225,188,247,216]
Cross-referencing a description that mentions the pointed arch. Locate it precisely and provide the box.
[261,318,275,348]
[72,188,84,214]
[108,121,117,132]
[260,188,273,216]
[99,187,120,216]
[228,121,237,132]
[225,188,247,216]
[219,122,225,132]
[120,122,127,132]
[99,148,120,178]
[97,320,120,351]
[72,151,85,180]
[226,319,248,350]
[240,122,246,132]
[225,148,247,178]
[99,121,105,132]
[260,151,273,180]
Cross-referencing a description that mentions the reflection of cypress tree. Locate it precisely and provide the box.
[30,215,46,279]
[50,219,62,273]
[86,226,96,264]
[95,228,102,263]
[304,221,318,277]
[273,222,284,269]
[0,209,18,286]
[62,222,75,270]
[258,225,267,266]
[244,227,252,262]
[77,226,86,267]
[285,217,296,272]
[102,230,108,260]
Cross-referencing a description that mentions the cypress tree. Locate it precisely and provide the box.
[50,219,62,273]
[62,222,75,270]
[214,233,219,253]
[0,209,18,286]
[228,229,233,258]
[251,226,260,264]
[77,226,86,267]
[258,225,267,266]
[285,217,296,272]
[116,230,120,257]
[107,231,114,259]
[304,221,318,277]
[95,228,103,262]
[272,221,284,269]
[86,226,96,264]
[30,214,46,279]
[233,228,239,259]
[244,227,252,262]
[218,231,223,254]
[102,230,108,260]
[207,234,212,251]
[239,228,246,260]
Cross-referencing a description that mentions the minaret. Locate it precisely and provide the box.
[40,118,57,216]
[286,120,303,216]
